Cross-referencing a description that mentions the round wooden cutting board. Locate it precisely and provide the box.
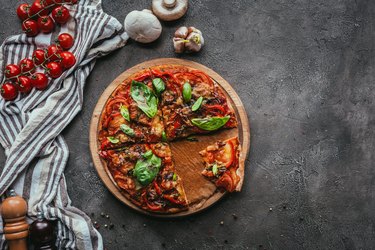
[89,58,250,217]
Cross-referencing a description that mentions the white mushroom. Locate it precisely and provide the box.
[152,0,188,21]
[124,9,162,43]
[173,26,204,53]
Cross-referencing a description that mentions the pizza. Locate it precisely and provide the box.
[200,137,242,192]
[155,65,238,140]
[99,143,188,213]
[99,70,165,150]
[97,64,242,213]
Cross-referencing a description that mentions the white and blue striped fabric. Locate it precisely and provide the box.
[0,0,127,249]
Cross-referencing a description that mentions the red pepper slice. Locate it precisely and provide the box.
[153,181,162,195]
[134,72,152,82]
[106,98,129,114]
[100,138,112,150]
[151,69,180,85]
[190,70,214,85]
[102,112,121,129]
[142,192,163,211]
[204,104,226,114]
[168,114,182,138]
[163,194,185,205]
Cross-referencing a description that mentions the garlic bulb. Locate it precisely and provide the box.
[173,26,204,53]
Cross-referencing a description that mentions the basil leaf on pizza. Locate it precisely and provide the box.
[162,131,167,142]
[133,150,162,186]
[191,116,230,131]
[212,163,218,176]
[120,124,135,137]
[192,96,203,111]
[131,81,158,118]
[152,78,165,96]
[107,136,119,144]
[182,82,192,103]
[120,104,130,121]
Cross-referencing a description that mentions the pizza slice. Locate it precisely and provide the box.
[157,66,237,140]
[199,137,242,192]
[99,142,188,213]
[99,70,165,150]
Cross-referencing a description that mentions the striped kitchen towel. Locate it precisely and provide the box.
[0,0,128,249]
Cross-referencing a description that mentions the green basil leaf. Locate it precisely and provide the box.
[134,151,162,186]
[182,82,192,103]
[172,173,177,181]
[162,131,167,142]
[120,105,130,121]
[131,81,158,118]
[150,154,162,166]
[192,96,204,111]
[191,115,230,131]
[143,150,153,159]
[107,136,119,144]
[120,124,135,137]
[152,78,165,96]
[212,163,218,176]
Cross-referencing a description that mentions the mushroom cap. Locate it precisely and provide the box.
[124,10,162,43]
[152,0,188,21]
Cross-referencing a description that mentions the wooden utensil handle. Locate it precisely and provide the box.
[7,239,27,250]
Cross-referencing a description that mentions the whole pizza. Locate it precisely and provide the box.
[97,64,244,213]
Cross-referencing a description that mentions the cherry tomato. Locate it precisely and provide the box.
[22,20,39,37]
[47,45,62,61]
[44,0,57,5]
[37,16,55,33]
[32,49,47,65]
[1,82,18,101]
[46,62,63,78]
[59,51,76,69]
[17,76,33,94]
[17,3,30,21]
[51,6,70,24]
[30,73,49,90]
[57,33,74,50]
[29,0,49,16]
[4,64,21,79]
[19,58,35,74]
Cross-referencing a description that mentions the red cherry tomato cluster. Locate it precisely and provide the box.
[1,33,76,101]
[17,0,78,37]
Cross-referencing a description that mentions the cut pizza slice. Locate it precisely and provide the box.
[99,70,165,150]
[99,142,188,213]
[156,65,237,140]
[199,137,243,192]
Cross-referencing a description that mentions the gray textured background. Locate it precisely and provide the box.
[1,0,375,249]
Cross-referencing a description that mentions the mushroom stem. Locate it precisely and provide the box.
[163,0,176,8]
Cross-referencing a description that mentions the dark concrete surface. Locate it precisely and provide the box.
[1,0,375,249]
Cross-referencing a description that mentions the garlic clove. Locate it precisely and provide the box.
[185,29,204,52]
[173,37,186,53]
[174,26,188,39]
